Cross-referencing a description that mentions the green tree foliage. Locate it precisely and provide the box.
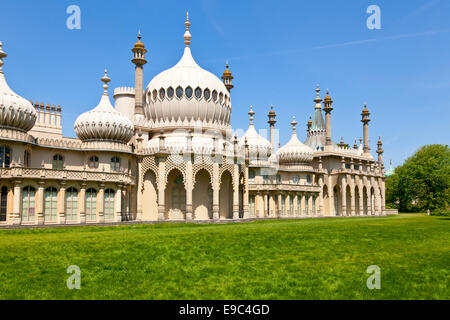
[386,144,449,212]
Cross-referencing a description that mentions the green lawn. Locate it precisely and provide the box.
[0,214,448,300]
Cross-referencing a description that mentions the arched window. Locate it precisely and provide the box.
[88,156,99,169]
[249,195,255,216]
[0,146,11,168]
[111,157,121,172]
[86,188,97,221]
[22,186,36,222]
[24,150,30,168]
[152,89,157,102]
[212,90,218,102]
[159,88,165,100]
[167,87,174,99]
[185,86,193,99]
[176,86,183,99]
[305,196,309,216]
[52,154,64,170]
[204,88,211,101]
[195,87,202,99]
[104,189,115,220]
[44,187,58,222]
[66,187,78,222]
[1,186,7,222]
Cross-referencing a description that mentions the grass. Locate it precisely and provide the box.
[0,214,448,300]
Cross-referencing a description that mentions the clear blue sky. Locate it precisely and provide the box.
[1,0,449,167]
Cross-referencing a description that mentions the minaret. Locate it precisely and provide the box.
[307,116,312,134]
[361,104,371,155]
[222,61,234,92]
[267,105,276,149]
[323,89,333,148]
[0,41,6,73]
[131,31,147,116]
[377,137,384,167]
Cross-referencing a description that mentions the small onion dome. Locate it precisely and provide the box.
[74,70,134,143]
[238,106,272,158]
[277,117,314,164]
[323,89,333,103]
[134,32,145,49]
[0,41,37,132]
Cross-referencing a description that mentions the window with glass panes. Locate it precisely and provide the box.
[86,189,97,221]
[52,154,63,169]
[66,187,78,222]
[111,157,120,172]
[281,195,286,215]
[1,186,8,221]
[305,196,309,216]
[0,146,11,168]
[104,189,115,220]
[44,187,58,222]
[297,195,301,216]
[22,186,35,222]
[289,196,294,216]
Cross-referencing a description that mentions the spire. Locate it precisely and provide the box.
[353,139,358,149]
[184,11,192,47]
[248,105,255,125]
[0,41,7,73]
[314,84,322,106]
[101,69,111,95]
[291,116,297,133]
[307,115,312,133]
[222,61,234,92]
[339,136,345,147]
[268,105,276,125]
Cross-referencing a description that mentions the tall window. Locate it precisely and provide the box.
[111,157,121,172]
[0,146,11,168]
[306,175,312,185]
[24,150,30,168]
[66,187,78,222]
[289,196,294,216]
[88,156,99,169]
[305,196,309,216]
[52,154,64,169]
[44,187,58,222]
[104,189,115,220]
[297,195,301,216]
[171,176,186,213]
[22,186,36,222]
[281,195,286,215]
[249,195,255,216]
[1,187,7,222]
[86,188,97,222]
[312,196,316,215]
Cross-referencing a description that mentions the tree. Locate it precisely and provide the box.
[386,144,449,212]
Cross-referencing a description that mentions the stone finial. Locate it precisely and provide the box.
[101,69,111,94]
[248,106,255,124]
[184,11,192,47]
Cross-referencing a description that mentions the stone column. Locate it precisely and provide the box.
[12,181,22,225]
[36,181,45,225]
[136,158,143,220]
[277,193,282,218]
[158,157,166,221]
[122,187,128,221]
[341,176,347,216]
[293,194,298,217]
[212,163,220,220]
[232,164,239,219]
[79,184,86,223]
[58,182,66,224]
[115,187,122,222]
[243,165,249,219]
[98,184,105,223]
[301,193,306,216]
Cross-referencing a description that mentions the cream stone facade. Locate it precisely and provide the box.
[0,14,387,227]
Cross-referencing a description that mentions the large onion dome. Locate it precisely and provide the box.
[144,13,231,132]
[277,117,313,164]
[238,106,272,158]
[0,41,37,132]
[74,70,134,143]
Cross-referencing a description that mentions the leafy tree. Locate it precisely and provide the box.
[386,144,449,212]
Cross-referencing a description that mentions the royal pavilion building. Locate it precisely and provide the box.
[0,14,387,226]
